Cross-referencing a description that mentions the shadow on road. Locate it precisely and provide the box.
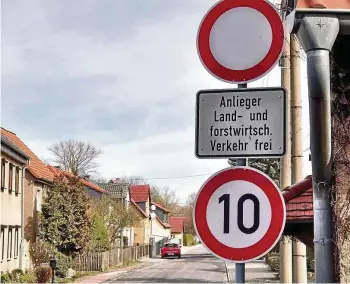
[108,277,224,283]
[181,253,217,259]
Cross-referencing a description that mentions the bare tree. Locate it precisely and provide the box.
[119,176,146,185]
[151,186,181,213]
[186,192,197,206]
[49,139,102,175]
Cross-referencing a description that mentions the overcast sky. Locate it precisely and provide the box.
[1,0,311,202]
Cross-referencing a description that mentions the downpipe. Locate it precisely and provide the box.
[19,166,27,271]
[296,15,339,283]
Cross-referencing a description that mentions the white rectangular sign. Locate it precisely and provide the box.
[195,87,286,158]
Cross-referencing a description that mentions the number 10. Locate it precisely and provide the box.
[218,193,260,234]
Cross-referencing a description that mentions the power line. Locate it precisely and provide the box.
[144,173,212,181]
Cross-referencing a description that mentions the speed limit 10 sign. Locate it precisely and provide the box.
[193,167,286,263]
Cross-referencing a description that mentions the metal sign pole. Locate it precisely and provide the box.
[235,83,247,283]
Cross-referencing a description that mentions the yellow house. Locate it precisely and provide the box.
[1,135,30,273]
[130,198,151,245]
[129,185,152,245]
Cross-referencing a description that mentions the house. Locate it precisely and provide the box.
[1,135,30,273]
[47,165,106,198]
[98,180,134,246]
[169,217,185,245]
[1,127,54,271]
[151,201,172,242]
[129,185,152,245]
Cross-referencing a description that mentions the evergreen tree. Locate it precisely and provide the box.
[86,213,110,252]
[39,176,91,255]
[228,158,280,187]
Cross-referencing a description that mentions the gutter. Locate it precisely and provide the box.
[282,175,312,202]
[19,164,28,271]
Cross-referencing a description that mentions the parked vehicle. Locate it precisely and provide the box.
[161,242,181,258]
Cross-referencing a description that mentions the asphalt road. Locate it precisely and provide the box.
[105,245,228,283]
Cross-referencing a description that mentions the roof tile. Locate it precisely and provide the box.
[47,165,106,194]
[169,217,185,233]
[1,128,54,181]
[130,185,150,202]
[286,188,313,221]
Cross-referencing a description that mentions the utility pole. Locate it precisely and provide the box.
[290,34,307,283]
[279,32,293,284]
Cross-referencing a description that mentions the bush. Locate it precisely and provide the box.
[1,273,10,283]
[55,251,72,278]
[35,267,52,283]
[266,252,279,272]
[183,234,194,246]
[19,272,37,283]
[30,241,56,268]
[11,269,24,282]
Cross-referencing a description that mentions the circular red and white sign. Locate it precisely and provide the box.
[197,0,285,84]
[193,167,286,263]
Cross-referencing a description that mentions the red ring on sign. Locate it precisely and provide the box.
[194,168,285,262]
[197,0,284,83]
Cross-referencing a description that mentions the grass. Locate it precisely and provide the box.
[55,260,142,282]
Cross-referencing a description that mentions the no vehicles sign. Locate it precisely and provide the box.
[195,87,286,158]
[193,167,286,263]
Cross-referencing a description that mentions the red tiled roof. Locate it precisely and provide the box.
[130,185,150,202]
[169,217,185,233]
[130,198,148,218]
[47,165,106,194]
[1,128,54,182]
[285,188,313,221]
[151,201,170,213]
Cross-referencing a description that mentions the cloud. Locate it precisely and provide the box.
[1,0,311,201]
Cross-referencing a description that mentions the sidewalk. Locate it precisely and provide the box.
[73,261,147,284]
[226,260,279,283]
[181,243,202,253]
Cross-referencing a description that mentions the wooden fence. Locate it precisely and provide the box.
[72,244,150,272]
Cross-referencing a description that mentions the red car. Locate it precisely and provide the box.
[161,242,181,258]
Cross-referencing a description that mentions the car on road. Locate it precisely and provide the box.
[161,242,181,259]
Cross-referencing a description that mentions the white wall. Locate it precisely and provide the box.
[152,219,171,242]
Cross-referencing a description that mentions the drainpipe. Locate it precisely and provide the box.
[19,165,27,271]
[296,15,339,282]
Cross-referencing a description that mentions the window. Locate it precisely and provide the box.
[164,243,178,248]
[1,227,5,261]
[14,228,19,258]
[15,167,20,195]
[1,159,5,190]
[8,163,13,193]
[7,228,12,259]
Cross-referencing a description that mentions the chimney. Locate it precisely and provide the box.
[109,178,121,184]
